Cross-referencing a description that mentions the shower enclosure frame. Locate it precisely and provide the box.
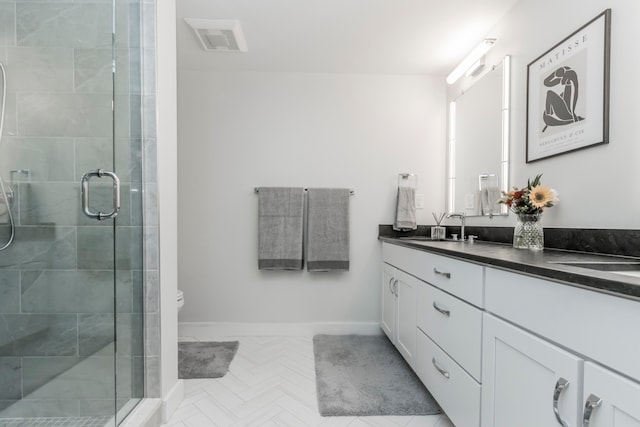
[0,0,160,425]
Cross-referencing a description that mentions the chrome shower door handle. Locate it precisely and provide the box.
[81,169,121,220]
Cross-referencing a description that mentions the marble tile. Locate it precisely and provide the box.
[19,182,78,226]
[116,226,144,269]
[77,226,113,269]
[144,356,161,398]
[78,399,117,418]
[19,181,131,227]
[144,269,159,314]
[74,137,115,181]
[6,47,74,92]
[0,398,79,418]
[143,226,158,269]
[0,226,76,270]
[78,312,143,358]
[17,93,112,138]
[131,269,144,313]
[117,313,144,357]
[20,269,135,314]
[1,92,17,137]
[132,356,145,398]
[0,137,76,182]
[113,93,139,140]
[0,270,20,313]
[116,137,143,185]
[0,313,77,356]
[23,355,115,399]
[76,225,143,270]
[78,313,115,357]
[142,94,156,140]
[0,357,21,399]
[22,356,81,396]
[0,3,15,48]
[143,138,157,184]
[115,355,135,398]
[16,3,112,49]
[74,48,112,93]
[144,313,160,356]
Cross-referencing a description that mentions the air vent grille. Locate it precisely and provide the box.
[185,19,248,53]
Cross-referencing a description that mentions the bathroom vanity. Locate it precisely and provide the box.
[380,237,640,427]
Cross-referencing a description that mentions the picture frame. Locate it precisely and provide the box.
[526,9,611,163]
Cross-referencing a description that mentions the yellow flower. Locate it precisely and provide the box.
[529,185,555,208]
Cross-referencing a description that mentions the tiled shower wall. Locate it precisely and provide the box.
[141,0,161,401]
[0,0,160,419]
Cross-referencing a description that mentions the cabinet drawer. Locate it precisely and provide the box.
[486,267,640,381]
[382,242,484,307]
[417,281,482,381]
[416,330,481,427]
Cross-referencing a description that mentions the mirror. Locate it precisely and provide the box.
[447,55,510,217]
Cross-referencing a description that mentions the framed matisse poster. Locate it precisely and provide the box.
[526,9,611,163]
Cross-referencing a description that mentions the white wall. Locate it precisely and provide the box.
[177,71,445,324]
[453,0,640,229]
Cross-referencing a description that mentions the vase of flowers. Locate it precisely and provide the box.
[499,174,559,250]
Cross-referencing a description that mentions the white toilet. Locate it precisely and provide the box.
[177,289,184,312]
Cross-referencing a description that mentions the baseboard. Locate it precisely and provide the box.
[179,322,382,338]
[162,379,184,423]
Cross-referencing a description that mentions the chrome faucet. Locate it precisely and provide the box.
[447,212,466,241]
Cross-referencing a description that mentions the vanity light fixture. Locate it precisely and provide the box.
[446,38,496,85]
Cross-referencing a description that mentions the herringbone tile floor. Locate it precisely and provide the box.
[162,336,454,427]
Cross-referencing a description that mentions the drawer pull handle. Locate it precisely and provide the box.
[393,279,398,297]
[432,357,450,379]
[582,394,602,427]
[388,277,395,295]
[432,302,450,317]
[553,377,569,427]
[433,268,451,279]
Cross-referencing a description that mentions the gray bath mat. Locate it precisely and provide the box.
[313,334,441,416]
[178,341,239,379]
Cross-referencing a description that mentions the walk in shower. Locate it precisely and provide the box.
[0,1,157,426]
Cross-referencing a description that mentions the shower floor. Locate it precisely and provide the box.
[0,416,112,427]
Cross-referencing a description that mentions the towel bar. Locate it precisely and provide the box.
[255,187,355,195]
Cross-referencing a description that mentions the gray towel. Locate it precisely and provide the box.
[306,188,350,272]
[258,187,305,270]
[393,186,417,231]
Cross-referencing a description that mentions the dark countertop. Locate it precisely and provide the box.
[379,236,640,301]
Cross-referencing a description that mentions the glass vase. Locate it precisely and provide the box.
[513,213,544,250]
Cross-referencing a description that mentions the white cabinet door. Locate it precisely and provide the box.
[482,314,583,427]
[381,263,396,341]
[582,362,640,427]
[395,269,417,368]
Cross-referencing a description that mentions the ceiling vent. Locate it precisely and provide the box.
[184,19,248,53]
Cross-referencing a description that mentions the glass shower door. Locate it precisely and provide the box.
[0,0,145,425]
